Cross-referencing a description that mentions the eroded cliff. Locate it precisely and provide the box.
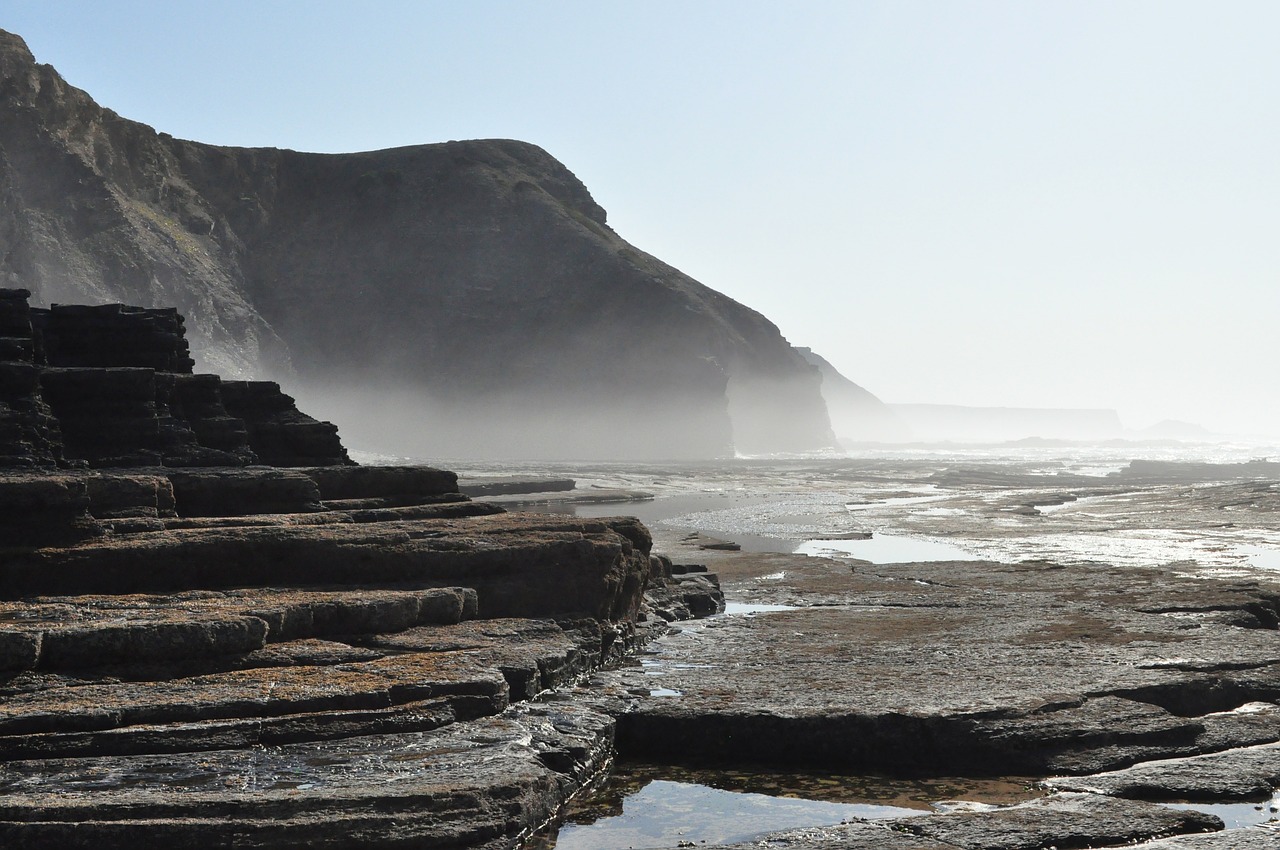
[0,30,834,459]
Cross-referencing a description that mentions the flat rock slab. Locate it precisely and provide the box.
[301,465,460,500]
[458,477,575,497]
[598,557,1280,775]
[0,649,509,738]
[1137,824,1280,848]
[158,497,502,530]
[161,467,324,517]
[673,793,1223,849]
[606,608,1275,774]
[887,793,1222,849]
[0,702,615,849]
[698,820,959,848]
[0,586,476,671]
[1,513,653,621]
[0,611,622,761]
[357,618,601,700]
[1048,741,1280,801]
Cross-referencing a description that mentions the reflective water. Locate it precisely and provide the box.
[796,533,975,563]
[543,779,917,848]
[1164,791,1280,829]
[723,602,801,614]
[528,764,1039,850]
[1238,544,1280,572]
[450,446,1280,578]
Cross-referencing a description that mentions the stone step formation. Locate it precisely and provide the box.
[0,291,63,469]
[0,289,349,470]
[0,291,726,847]
[0,468,722,847]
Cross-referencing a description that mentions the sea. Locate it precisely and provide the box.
[356,437,1280,578]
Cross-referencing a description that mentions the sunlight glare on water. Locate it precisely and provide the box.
[543,779,922,850]
[796,534,975,563]
[1238,544,1280,572]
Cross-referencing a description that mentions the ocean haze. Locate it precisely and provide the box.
[2,1,1277,437]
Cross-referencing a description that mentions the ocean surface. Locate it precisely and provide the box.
[356,438,1280,578]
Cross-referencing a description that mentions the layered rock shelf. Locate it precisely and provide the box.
[0,466,724,848]
[0,292,729,847]
[0,462,708,847]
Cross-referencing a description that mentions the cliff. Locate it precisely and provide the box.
[0,30,834,459]
[793,346,909,444]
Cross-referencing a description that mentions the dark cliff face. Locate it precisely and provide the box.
[0,30,834,459]
[0,31,288,380]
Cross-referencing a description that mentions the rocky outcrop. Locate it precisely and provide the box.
[0,290,62,468]
[0,307,719,847]
[219,380,349,467]
[0,477,694,848]
[0,289,347,470]
[0,448,710,846]
[160,372,257,465]
[0,29,836,459]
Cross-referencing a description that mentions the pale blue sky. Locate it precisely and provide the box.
[5,1,1278,435]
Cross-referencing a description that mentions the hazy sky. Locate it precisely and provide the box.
[5,1,1278,436]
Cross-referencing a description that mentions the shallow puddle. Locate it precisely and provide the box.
[1237,543,1280,572]
[1164,791,1280,829]
[723,602,801,615]
[796,533,975,563]
[527,763,1040,849]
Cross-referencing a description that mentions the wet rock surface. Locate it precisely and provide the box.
[0,470,681,846]
[599,555,1280,777]
[0,482,691,845]
[507,457,1280,849]
[1047,740,1280,801]
[1138,826,1280,848]
[690,794,1224,849]
[0,703,617,850]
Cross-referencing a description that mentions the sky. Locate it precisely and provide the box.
[4,1,1279,437]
